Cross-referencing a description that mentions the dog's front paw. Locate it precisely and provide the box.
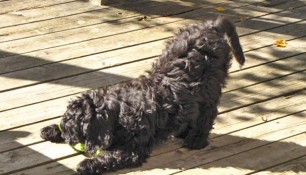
[77,159,103,175]
[183,132,209,149]
[40,124,64,143]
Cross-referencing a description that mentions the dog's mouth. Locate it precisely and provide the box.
[59,123,107,156]
[72,142,107,157]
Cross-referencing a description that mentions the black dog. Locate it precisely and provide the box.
[41,16,245,174]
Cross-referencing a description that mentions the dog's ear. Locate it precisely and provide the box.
[81,91,118,153]
[40,124,64,143]
[84,110,114,152]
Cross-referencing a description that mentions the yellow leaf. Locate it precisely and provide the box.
[261,116,268,122]
[240,16,247,21]
[215,7,225,12]
[138,16,149,21]
[274,39,287,47]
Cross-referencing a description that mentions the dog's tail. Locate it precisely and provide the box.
[213,17,245,67]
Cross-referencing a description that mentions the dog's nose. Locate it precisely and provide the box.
[40,129,47,140]
[40,126,52,140]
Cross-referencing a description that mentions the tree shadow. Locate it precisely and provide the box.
[79,0,306,32]
[0,131,77,174]
[0,50,133,93]
[3,126,304,174]
[109,131,306,174]
[0,131,31,153]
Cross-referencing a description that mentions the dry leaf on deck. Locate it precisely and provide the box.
[261,116,268,122]
[215,7,225,12]
[138,16,149,21]
[240,16,247,21]
[273,39,287,47]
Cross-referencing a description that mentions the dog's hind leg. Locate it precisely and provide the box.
[77,149,146,175]
[183,105,218,149]
[77,135,153,174]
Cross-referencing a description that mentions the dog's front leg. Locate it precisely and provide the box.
[40,124,64,143]
[77,148,146,175]
[183,105,218,149]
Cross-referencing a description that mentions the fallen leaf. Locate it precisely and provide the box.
[215,7,225,12]
[274,39,287,47]
[261,116,268,122]
[240,16,247,21]
[138,16,149,21]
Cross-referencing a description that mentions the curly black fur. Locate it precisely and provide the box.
[40,16,245,175]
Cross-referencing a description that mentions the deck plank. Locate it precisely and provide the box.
[0,47,305,130]
[9,98,305,174]
[1,3,304,73]
[0,1,103,28]
[1,18,306,93]
[0,11,303,98]
[253,156,306,175]
[0,0,174,28]
[0,142,77,174]
[175,132,306,175]
[0,119,58,153]
[0,2,250,59]
[120,118,306,175]
[1,29,304,93]
[0,2,190,43]
[0,50,304,118]
[0,7,305,88]
[0,0,236,43]
[1,72,305,151]
[0,0,76,15]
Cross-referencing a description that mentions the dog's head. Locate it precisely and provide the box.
[40,90,119,155]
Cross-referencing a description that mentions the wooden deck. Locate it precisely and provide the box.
[0,0,305,174]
